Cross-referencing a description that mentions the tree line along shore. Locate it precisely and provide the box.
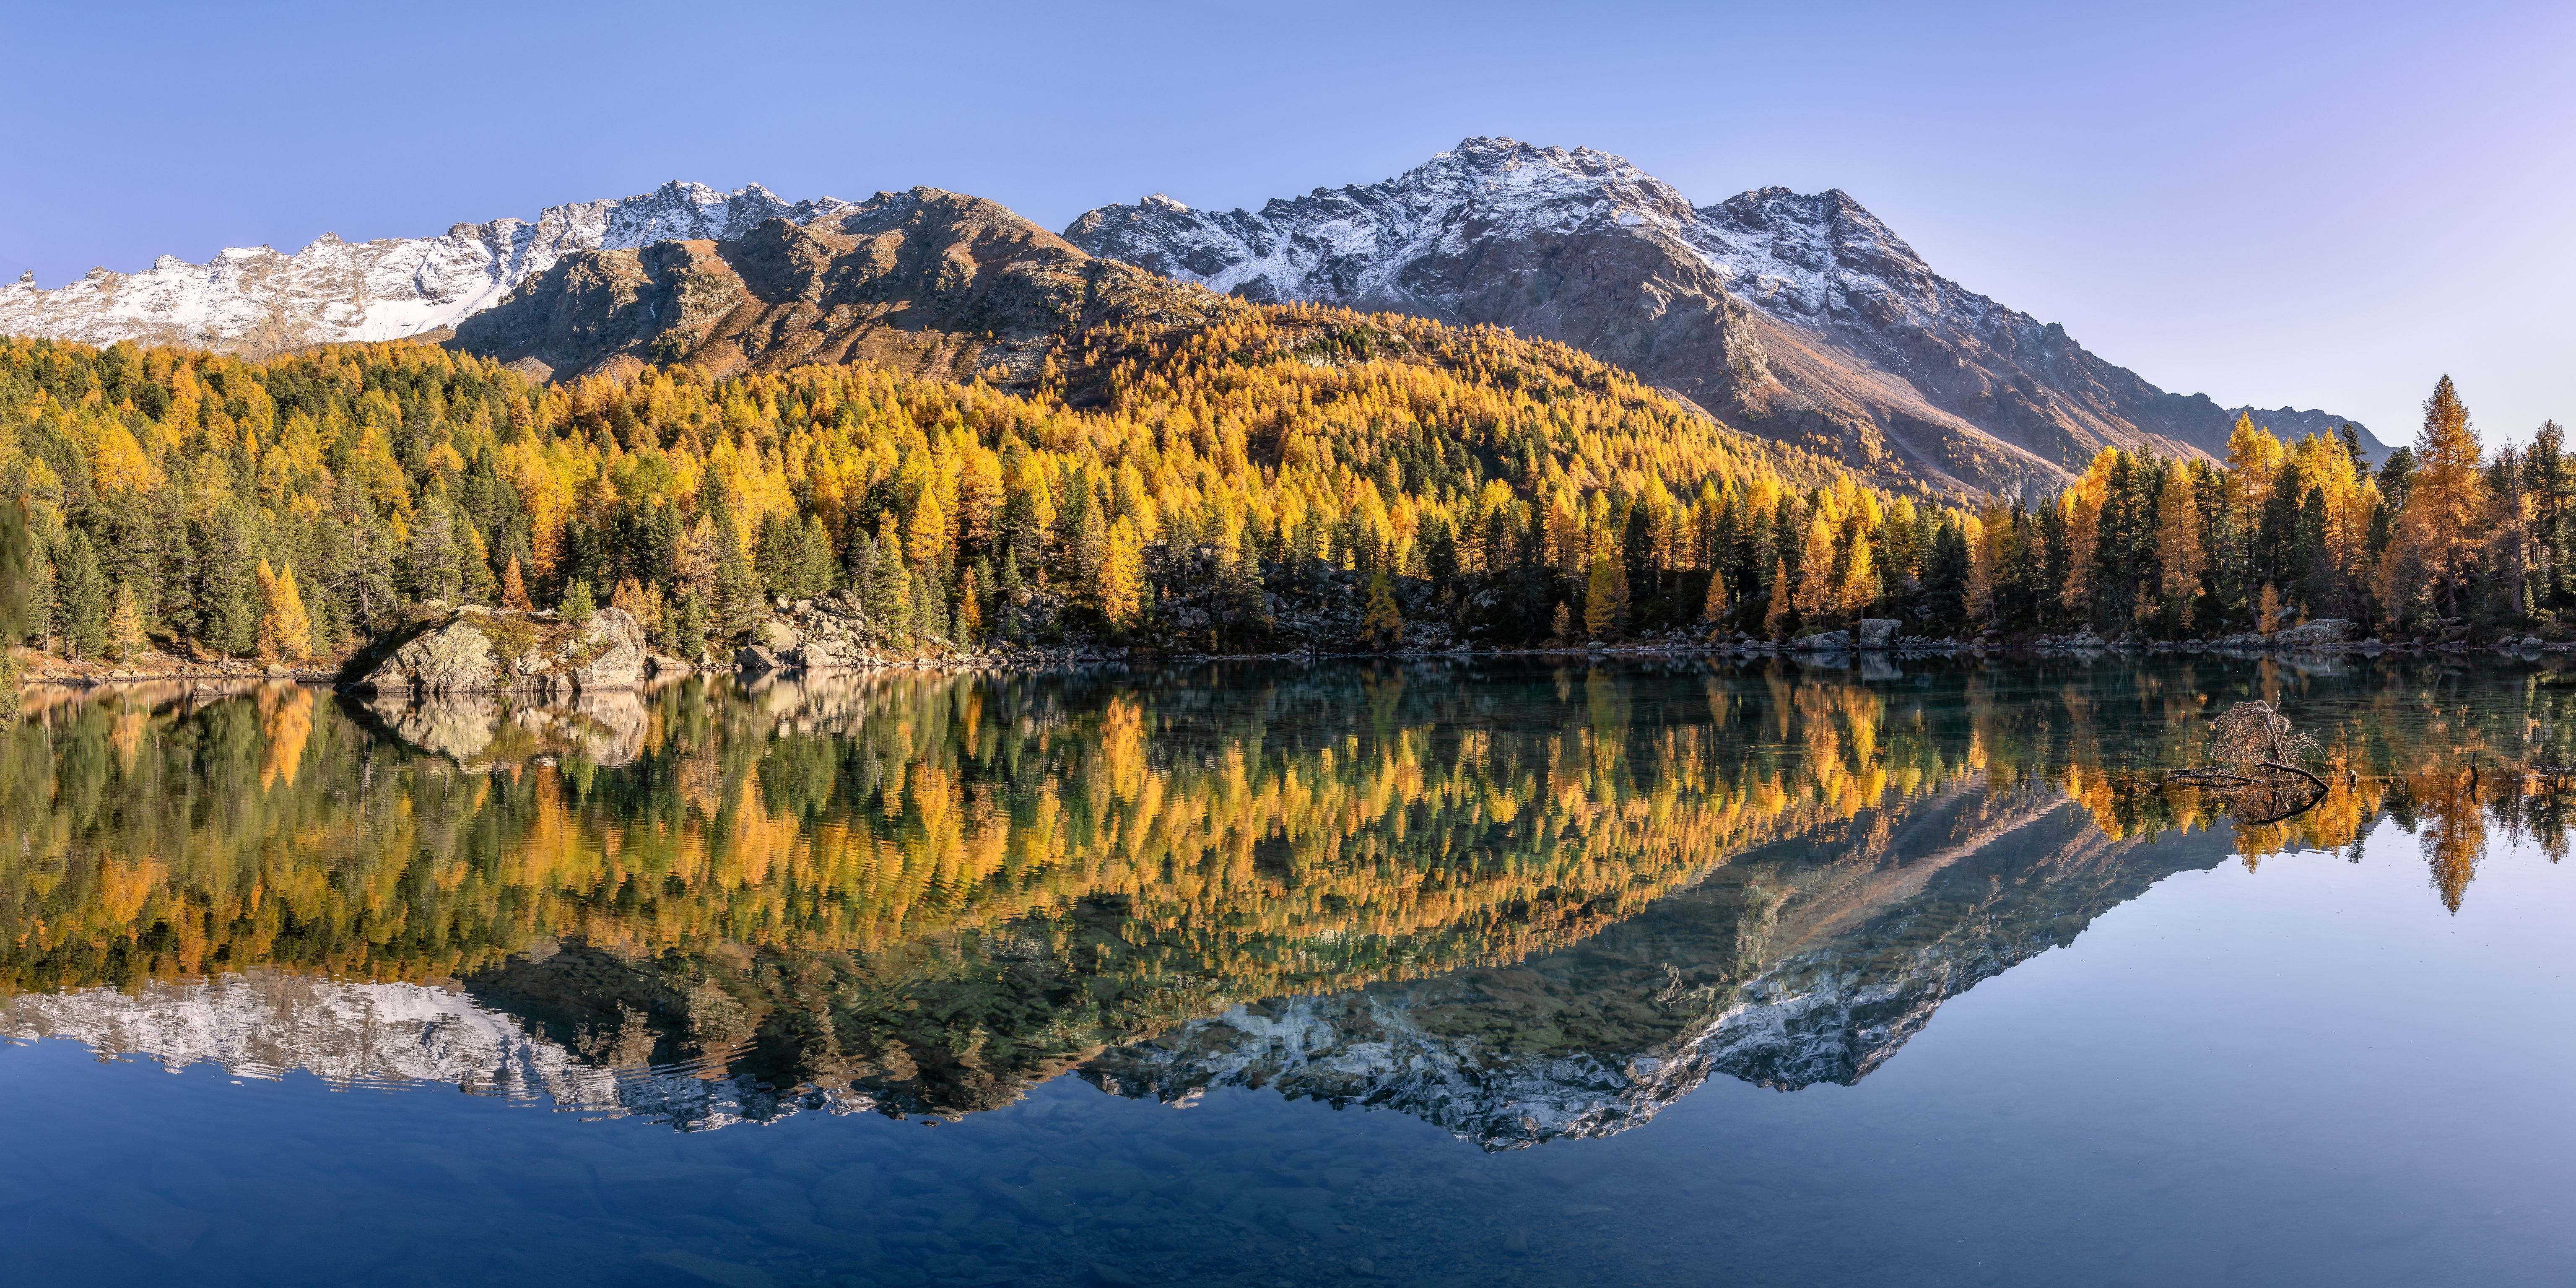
[0,309,2558,700]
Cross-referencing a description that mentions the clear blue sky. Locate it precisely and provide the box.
[8,0,2569,447]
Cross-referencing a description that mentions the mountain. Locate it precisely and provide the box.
[0,182,859,352]
[1065,138,2383,496]
[447,187,1241,384]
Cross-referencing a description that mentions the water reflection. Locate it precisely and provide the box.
[6,657,2576,1144]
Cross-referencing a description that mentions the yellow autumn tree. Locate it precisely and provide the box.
[1099,516,1143,626]
[106,581,146,662]
[1791,513,1839,622]
[254,561,281,662]
[2155,465,2203,625]
[1837,536,1876,620]
[263,564,314,663]
[501,556,533,611]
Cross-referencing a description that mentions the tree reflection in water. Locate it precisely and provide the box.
[3,655,2573,1140]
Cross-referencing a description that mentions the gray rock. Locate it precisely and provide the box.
[570,607,647,690]
[1790,630,1852,652]
[2272,618,2355,648]
[1854,619,1901,649]
[755,618,802,652]
[735,644,782,673]
[360,618,497,694]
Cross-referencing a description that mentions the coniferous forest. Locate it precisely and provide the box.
[0,303,2559,674]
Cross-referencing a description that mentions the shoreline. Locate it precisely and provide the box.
[13,634,2572,693]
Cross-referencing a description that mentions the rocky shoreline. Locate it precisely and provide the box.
[13,608,2575,695]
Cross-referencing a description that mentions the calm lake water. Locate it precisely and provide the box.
[4,657,2574,1287]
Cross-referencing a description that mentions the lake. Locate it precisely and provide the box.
[3,656,2573,1287]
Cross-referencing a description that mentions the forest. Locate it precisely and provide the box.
[0,303,2559,671]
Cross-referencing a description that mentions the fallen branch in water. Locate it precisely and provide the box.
[2259,760,2328,791]
[2168,769,2259,785]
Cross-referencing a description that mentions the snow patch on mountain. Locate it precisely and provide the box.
[0,182,857,350]
[1064,137,1988,336]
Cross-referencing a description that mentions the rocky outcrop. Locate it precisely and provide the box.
[358,616,496,694]
[2201,618,2356,651]
[355,606,647,694]
[570,607,647,688]
[1855,619,1901,649]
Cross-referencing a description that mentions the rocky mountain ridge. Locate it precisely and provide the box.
[1067,138,2381,495]
[448,187,1243,385]
[0,182,857,351]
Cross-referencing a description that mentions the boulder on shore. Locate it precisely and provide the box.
[356,606,647,694]
[1790,630,1853,652]
[1855,619,1901,649]
[2272,618,2355,648]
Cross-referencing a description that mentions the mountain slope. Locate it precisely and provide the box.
[448,187,1244,384]
[1066,138,2381,496]
[0,182,858,351]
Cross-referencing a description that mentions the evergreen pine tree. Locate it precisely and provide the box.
[674,590,708,660]
[996,548,1024,639]
[54,528,106,660]
[956,564,984,641]
[561,579,596,627]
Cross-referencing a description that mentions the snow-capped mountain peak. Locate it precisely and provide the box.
[0,180,857,350]
[1063,137,2379,493]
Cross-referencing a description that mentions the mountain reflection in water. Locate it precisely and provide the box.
[4,657,2572,1148]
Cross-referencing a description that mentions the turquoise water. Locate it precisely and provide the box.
[3,660,2573,1286]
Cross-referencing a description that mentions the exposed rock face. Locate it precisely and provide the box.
[1067,138,2383,495]
[450,189,1243,385]
[1792,630,1853,651]
[1855,619,1901,649]
[360,617,496,694]
[2273,618,2356,647]
[356,606,647,694]
[0,182,854,351]
[571,607,647,688]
